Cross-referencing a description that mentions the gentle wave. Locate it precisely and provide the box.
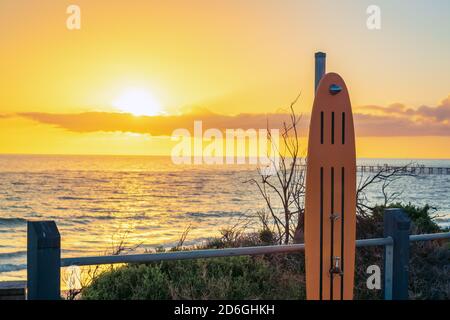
[0,250,26,259]
[187,211,243,218]
[58,196,94,201]
[0,264,26,273]
[0,217,26,225]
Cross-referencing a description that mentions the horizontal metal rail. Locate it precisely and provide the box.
[409,232,450,242]
[61,244,305,267]
[355,237,393,247]
[61,232,449,267]
[62,237,395,267]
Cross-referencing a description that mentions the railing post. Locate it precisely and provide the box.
[27,221,61,300]
[383,209,411,300]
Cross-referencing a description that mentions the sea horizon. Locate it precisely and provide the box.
[1,153,450,161]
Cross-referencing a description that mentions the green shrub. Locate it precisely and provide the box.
[83,255,305,300]
[357,203,442,239]
[82,264,170,300]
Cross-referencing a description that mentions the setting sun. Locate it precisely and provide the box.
[113,88,162,116]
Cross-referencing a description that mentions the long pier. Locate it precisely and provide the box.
[295,164,450,175]
[356,165,450,175]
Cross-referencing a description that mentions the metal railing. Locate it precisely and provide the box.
[60,237,395,267]
[26,208,450,300]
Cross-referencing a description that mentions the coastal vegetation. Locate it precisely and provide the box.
[81,203,449,300]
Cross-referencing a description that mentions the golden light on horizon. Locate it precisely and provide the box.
[112,88,163,116]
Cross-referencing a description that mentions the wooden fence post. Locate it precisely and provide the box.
[27,221,61,300]
[383,208,411,300]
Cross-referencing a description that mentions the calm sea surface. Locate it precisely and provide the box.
[0,155,449,280]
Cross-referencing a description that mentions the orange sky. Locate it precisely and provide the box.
[0,0,449,158]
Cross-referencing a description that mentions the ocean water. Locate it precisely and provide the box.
[0,155,449,281]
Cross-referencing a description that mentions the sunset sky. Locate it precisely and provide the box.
[1,0,449,158]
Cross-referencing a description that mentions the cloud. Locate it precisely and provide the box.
[356,96,450,122]
[417,96,450,122]
[0,113,12,119]
[353,113,450,136]
[353,96,450,136]
[18,111,304,136]
[17,95,450,137]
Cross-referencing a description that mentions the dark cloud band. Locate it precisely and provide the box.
[16,95,450,137]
